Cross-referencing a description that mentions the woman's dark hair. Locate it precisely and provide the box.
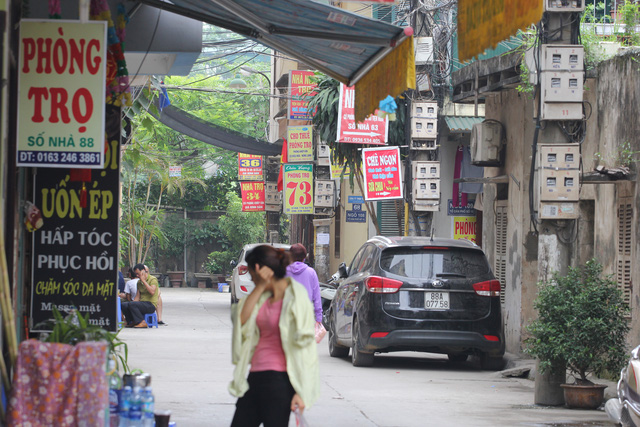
[245,245,291,279]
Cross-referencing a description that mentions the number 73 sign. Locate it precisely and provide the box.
[283,164,314,214]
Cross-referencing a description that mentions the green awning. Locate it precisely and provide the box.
[445,116,484,133]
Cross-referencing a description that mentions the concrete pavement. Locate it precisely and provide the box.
[120,288,616,426]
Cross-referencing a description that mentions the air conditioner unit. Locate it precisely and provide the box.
[414,37,434,65]
[470,121,504,166]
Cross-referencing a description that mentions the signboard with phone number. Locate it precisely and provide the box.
[283,164,314,214]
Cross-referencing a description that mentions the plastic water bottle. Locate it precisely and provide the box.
[128,387,143,427]
[118,386,132,427]
[108,361,122,427]
[142,386,155,427]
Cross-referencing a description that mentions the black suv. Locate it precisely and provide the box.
[327,236,505,369]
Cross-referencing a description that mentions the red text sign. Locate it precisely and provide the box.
[241,181,265,212]
[362,147,403,201]
[336,83,388,145]
[288,70,317,120]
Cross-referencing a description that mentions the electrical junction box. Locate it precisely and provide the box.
[265,182,282,208]
[539,169,580,201]
[544,0,584,12]
[411,101,437,119]
[266,204,281,212]
[540,45,584,72]
[413,199,440,212]
[539,144,580,170]
[541,71,584,103]
[470,121,504,166]
[540,102,583,121]
[414,37,434,65]
[411,118,438,139]
[412,161,440,179]
[539,202,579,219]
[413,179,440,200]
[410,139,437,151]
[315,180,334,196]
[314,193,334,208]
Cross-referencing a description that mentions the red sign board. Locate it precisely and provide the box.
[336,83,387,145]
[288,71,317,120]
[241,181,265,212]
[238,153,263,181]
[362,147,403,201]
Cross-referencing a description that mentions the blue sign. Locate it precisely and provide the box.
[348,196,364,204]
[447,199,476,216]
[346,210,367,223]
[352,204,362,211]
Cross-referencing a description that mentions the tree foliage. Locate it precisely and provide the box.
[525,259,629,383]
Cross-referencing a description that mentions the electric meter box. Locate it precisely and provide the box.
[266,204,281,212]
[544,0,584,12]
[413,179,440,200]
[540,102,583,121]
[411,102,438,119]
[412,161,440,179]
[541,71,584,103]
[411,118,438,139]
[539,169,580,202]
[265,182,282,206]
[410,139,437,151]
[539,144,580,170]
[540,45,584,72]
[413,200,440,212]
[315,180,334,196]
[470,121,504,166]
[314,193,334,207]
[539,202,579,219]
[317,142,330,166]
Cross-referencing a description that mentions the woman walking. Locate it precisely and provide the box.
[229,245,319,427]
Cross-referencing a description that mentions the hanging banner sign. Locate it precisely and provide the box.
[241,181,266,212]
[31,105,121,332]
[17,20,107,168]
[362,147,403,201]
[336,83,388,145]
[169,166,182,177]
[458,0,543,62]
[283,164,314,214]
[287,126,314,162]
[238,153,263,181]
[330,151,350,180]
[288,70,317,120]
[453,216,477,243]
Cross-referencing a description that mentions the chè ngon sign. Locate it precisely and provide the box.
[17,20,107,168]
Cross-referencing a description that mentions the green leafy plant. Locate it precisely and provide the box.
[39,307,129,374]
[203,251,235,275]
[620,0,640,46]
[515,28,538,98]
[594,141,639,167]
[525,259,629,384]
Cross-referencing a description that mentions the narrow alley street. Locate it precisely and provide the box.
[122,288,614,427]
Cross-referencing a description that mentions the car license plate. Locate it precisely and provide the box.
[425,292,449,310]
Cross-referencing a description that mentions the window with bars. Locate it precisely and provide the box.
[617,199,634,307]
[377,200,405,236]
[494,200,508,305]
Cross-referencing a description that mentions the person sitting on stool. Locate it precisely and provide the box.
[121,263,158,328]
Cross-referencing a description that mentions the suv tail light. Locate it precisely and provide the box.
[473,280,501,297]
[238,265,249,275]
[365,276,404,293]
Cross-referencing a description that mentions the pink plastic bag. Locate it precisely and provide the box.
[315,322,327,343]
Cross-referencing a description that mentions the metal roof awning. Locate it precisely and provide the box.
[139,0,416,121]
[444,116,484,134]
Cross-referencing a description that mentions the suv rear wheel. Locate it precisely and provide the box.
[328,314,349,358]
[351,318,374,367]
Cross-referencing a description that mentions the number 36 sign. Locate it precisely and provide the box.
[283,164,314,214]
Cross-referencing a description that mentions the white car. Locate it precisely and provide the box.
[230,243,291,304]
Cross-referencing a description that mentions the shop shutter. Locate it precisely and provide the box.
[617,199,633,307]
[378,200,404,236]
[494,200,508,305]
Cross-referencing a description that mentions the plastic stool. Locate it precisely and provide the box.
[144,312,159,328]
[116,297,123,329]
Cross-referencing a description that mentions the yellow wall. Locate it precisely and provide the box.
[330,180,369,273]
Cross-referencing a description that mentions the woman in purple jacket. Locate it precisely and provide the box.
[286,244,323,324]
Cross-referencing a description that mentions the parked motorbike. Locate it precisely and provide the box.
[605,345,640,426]
[319,263,348,329]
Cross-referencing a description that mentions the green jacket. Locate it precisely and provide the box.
[229,278,320,408]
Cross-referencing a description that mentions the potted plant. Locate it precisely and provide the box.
[204,250,234,283]
[526,259,629,409]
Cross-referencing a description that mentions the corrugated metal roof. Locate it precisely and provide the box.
[445,116,484,133]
